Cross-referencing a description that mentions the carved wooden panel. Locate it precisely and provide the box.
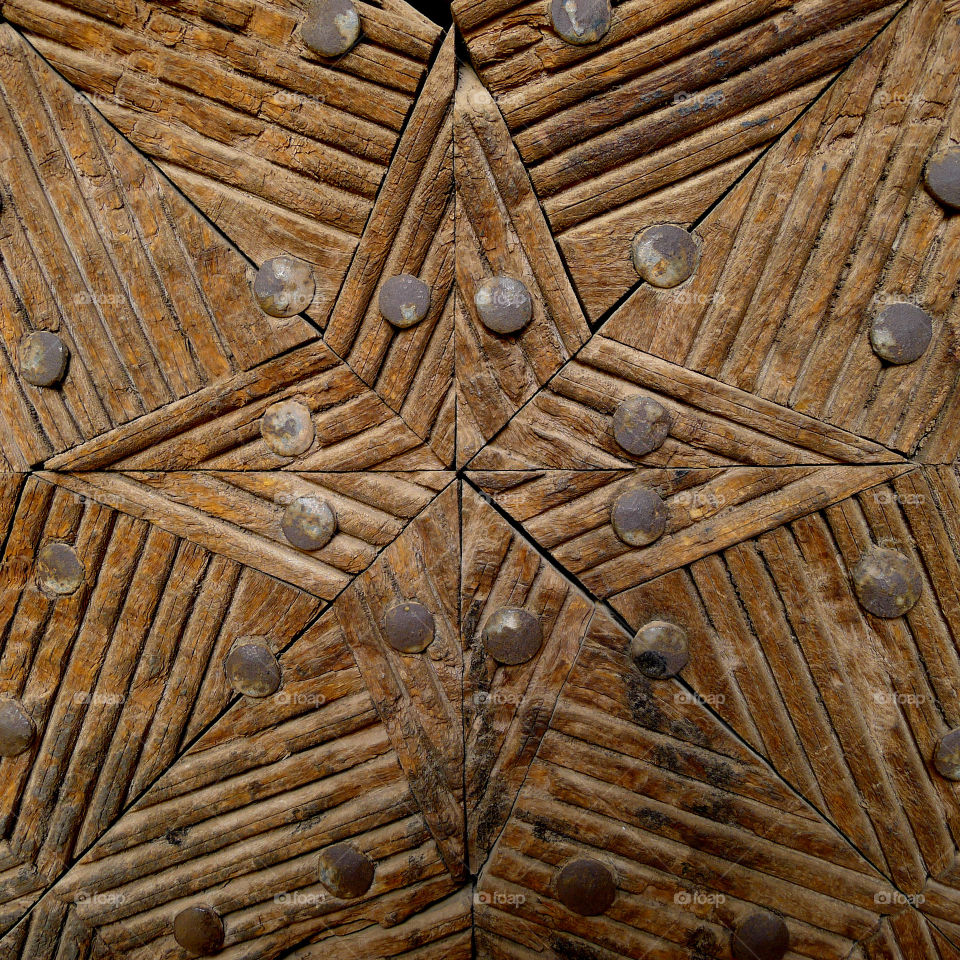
[0,0,959,957]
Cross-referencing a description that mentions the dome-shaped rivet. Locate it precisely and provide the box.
[302,0,360,58]
[851,547,922,618]
[611,484,667,547]
[253,256,315,317]
[281,496,336,550]
[482,607,542,665]
[632,225,698,288]
[173,905,225,956]
[870,303,933,365]
[36,542,84,595]
[612,395,671,456]
[934,728,960,780]
[925,147,960,211]
[549,0,612,45]
[0,700,35,758]
[19,331,69,387]
[224,641,281,698]
[731,911,790,960]
[383,601,435,653]
[317,843,375,899]
[474,277,533,334]
[261,399,315,457]
[379,275,431,329]
[556,858,617,916]
[630,620,688,678]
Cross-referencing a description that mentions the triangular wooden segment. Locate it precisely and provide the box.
[602,0,960,461]
[0,25,316,472]
[470,334,905,469]
[469,464,912,604]
[45,470,451,600]
[43,609,467,960]
[475,607,896,959]
[454,66,590,467]
[0,475,322,935]
[1,0,442,328]
[860,912,960,960]
[334,483,465,879]
[461,483,594,873]
[325,31,455,465]
[453,0,901,319]
[46,342,445,473]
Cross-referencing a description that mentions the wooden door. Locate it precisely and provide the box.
[0,0,957,957]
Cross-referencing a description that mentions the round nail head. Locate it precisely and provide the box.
[852,547,922,618]
[383,601,435,653]
[613,395,672,456]
[317,843,375,899]
[0,700,34,757]
[870,303,933,365]
[253,256,315,317]
[556,858,617,916]
[379,274,431,329]
[19,331,69,387]
[225,641,281,698]
[474,276,533,334]
[632,225,698,288]
[925,147,960,210]
[302,0,360,58]
[934,728,960,780]
[631,620,688,678]
[173,905,225,956]
[281,496,336,550]
[611,484,668,547]
[261,399,314,457]
[482,607,542,665]
[731,912,790,960]
[36,542,84,595]
[549,0,612,45]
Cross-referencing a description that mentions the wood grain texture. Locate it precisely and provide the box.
[454,66,590,466]
[452,0,900,318]
[602,0,960,461]
[0,474,322,936]
[0,0,442,327]
[0,24,315,472]
[325,31,455,465]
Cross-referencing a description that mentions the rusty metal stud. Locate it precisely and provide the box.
[19,331,69,387]
[612,395,671,456]
[302,0,360,58]
[851,547,922,618]
[632,224,698,288]
[925,147,960,211]
[482,607,542,665]
[549,0,612,45]
[611,483,667,547]
[474,276,533,334]
[934,728,960,780]
[556,858,617,916]
[253,256,315,317]
[317,843,375,899]
[0,699,34,757]
[173,905,225,956]
[36,542,84,595]
[731,911,790,960]
[224,641,281,698]
[630,620,688,678]
[379,274,431,329]
[383,601,435,653]
[281,496,336,550]
[261,399,315,457]
[870,303,933,365]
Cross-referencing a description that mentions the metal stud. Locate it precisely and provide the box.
[302,0,361,58]
[261,399,315,457]
[379,275,431,329]
[19,331,69,387]
[474,276,533,334]
[224,641,281,698]
[870,303,933,365]
[281,496,336,550]
[612,395,671,456]
[630,620,688,678]
[383,601,435,653]
[253,256,315,317]
[482,607,542,665]
[173,905,225,956]
[611,483,667,547]
[731,911,790,960]
[549,0,612,45]
[0,699,34,758]
[556,858,617,916]
[317,843,375,899]
[925,147,960,211]
[632,224,698,288]
[36,542,84,595]
[933,728,960,781]
[851,547,922,618]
